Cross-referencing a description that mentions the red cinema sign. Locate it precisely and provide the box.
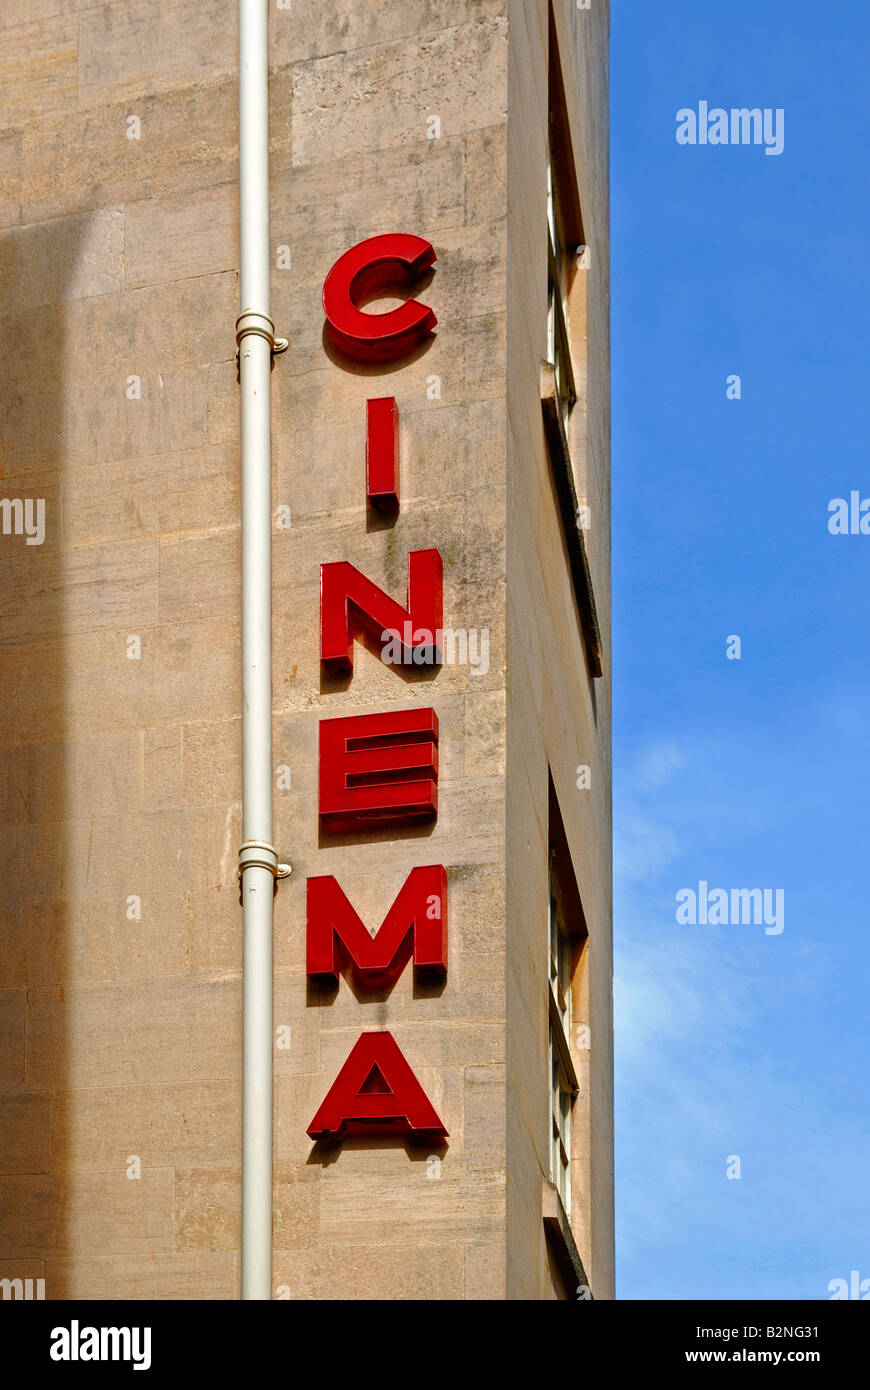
[366,396,400,510]
[307,1033,447,1141]
[307,865,447,986]
[308,234,447,1141]
[322,233,437,362]
[320,548,443,673]
[319,708,439,833]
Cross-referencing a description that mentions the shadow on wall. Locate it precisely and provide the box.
[0,217,84,1299]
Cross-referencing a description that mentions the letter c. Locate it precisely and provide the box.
[322,233,437,362]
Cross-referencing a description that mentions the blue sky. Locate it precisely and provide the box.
[611,0,870,1298]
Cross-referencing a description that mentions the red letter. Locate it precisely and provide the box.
[307,1032,447,1139]
[322,233,437,362]
[307,865,447,985]
[319,707,438,832]
[320,548,442,672]
[366,396,399,510]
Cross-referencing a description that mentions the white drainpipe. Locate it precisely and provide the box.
[236,0,289,1302]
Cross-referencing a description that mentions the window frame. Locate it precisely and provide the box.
[546,774,591,1228]
[548,858,580,1218]
[546,143,577,430]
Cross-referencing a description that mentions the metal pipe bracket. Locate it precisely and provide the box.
[237,839,292,881]
[235,310,289,355]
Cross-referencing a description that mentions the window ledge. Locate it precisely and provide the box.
[540,359,603,678]
[542,1181,592,1298]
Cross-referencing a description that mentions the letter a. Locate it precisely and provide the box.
[307,1031,447,1139]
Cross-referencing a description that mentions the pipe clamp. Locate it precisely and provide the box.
[235,310,289,354]
[238,839,292,881]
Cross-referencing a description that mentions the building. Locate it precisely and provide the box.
[0,0,612,1300]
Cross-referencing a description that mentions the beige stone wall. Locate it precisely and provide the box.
[0,0,609,1300]
[505,0,613,1299]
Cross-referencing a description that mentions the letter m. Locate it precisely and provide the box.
[0,1278,23,1300]
[307,865,447,985]
[731,107,762,144]
[731,887,762,924]
[320,548,442,672]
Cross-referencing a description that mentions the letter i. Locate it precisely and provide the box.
[366,397,400,511]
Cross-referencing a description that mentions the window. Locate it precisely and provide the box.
[546,776,589,1223]
[545,7,585,439]
[548,865,576,1214]
[546,142,576,433]
[541,12,601,678]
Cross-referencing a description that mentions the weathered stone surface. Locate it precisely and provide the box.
[1,898,189,988]
[0,1169,174,1256]
[0,990,26,1092]
[0,18,77,132]
[270,138,466,291]
[77,1,236,110]
[125,184,238,290]
[273,1239,465,1301]
[1,1,95,31]
[0,538,159,641]
[0,208,123,311]
[1,368,210,472]
[174,1163,319,1251]
[316,1158,503,1244]
[53,1080,241,1173]
[51,1251,235,1300]
[464,1239,505,1299]
[0,130,20,227]
[0,1093,51,1174]
[26,976,242,1090]
[0,273,237,405]
[291,21,508,167]
[268,0,504,68]
[18,75,283,224]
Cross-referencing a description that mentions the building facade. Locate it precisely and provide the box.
[0,0,612,1300]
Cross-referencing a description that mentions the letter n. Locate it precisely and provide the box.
[307,1032,447,1139]
[320,548,442,672]
[307,865,447,985]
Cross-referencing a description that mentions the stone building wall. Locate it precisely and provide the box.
[0,0,610,1300]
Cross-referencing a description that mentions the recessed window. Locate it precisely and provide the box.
[546,775,590,1225]
[548,865,577,1214]
[546,143,576,434]
[545,5,586,444]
